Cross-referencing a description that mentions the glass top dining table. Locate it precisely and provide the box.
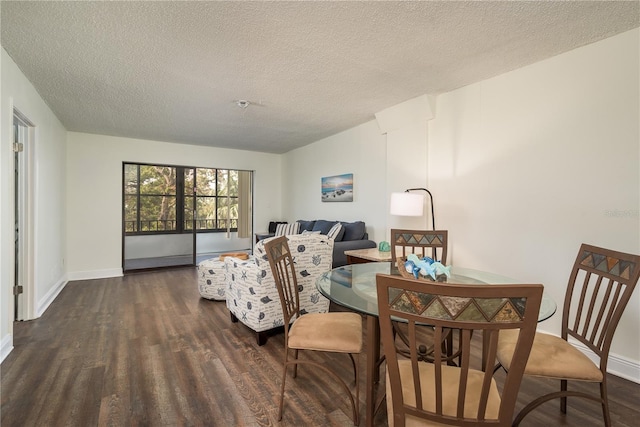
[316,262,557,321]
[316,261,557,427]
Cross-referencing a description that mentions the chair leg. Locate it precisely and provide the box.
[292,349,299,378]
[278,348,289,421]
[560,379,567,413]
[601,380,611,427]
[513,389,605,426]
[230,312,238,323]
[278,353,360,426]
[353,353,360,426]
[348,353,358,382]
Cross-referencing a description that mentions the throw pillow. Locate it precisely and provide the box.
[268,221,287,234]
[301,230,321,235]
[327,222,344,241]
[312,220,338,235]
[275,222,300,236]
[340,221,366,241]
[297,220,316,232]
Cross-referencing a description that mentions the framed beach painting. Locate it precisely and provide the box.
[321,173,353,202]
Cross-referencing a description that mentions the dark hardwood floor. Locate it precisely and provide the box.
[2,268,638,426]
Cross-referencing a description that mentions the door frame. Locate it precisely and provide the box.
[12,106,36,321]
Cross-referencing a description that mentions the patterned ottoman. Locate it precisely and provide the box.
[196,257,233,300]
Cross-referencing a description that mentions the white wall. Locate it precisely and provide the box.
[429,29,639,380]
[1,48,67,360]
[66,132,281,279]
[385,121,430,235]
[282,121,387,242]
[377,94,435,235]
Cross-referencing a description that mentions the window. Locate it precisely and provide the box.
[186,168,239,231]
[124,163,246,235]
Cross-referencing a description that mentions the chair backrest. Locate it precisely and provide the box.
[390,229,448,264]
[376,273,542,427]
[264,236,301,340]
[562,244,640,370]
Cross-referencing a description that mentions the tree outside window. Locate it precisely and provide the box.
[124,163,241,234]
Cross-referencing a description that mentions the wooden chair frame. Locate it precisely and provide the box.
[390,229,453,362]
[377,273,542,427]
[500,243,640,426]
[264,236,361,425]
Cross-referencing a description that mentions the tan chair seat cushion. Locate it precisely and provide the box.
[497,330,603,382]
[386,359,501,427]
[288,312,362,353]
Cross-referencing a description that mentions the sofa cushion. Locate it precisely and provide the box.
[341,221,366,241]
[327,222,345,241]
[275,222,300,236]
[297,220,316,232]
[312,220,339,235]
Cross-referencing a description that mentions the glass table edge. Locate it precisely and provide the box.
[316,262,557,321]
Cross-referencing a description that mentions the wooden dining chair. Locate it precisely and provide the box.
[390,229,448,266]
[377,273,543,427]
[496,243,640,426]
[390,229,453,362]
[263,236,363,425]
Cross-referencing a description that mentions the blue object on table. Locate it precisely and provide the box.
[405,254,451,280]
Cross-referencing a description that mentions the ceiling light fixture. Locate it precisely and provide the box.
[236,100,251,109]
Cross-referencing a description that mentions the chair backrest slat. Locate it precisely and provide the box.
[377,274,543,426]
[587,277,612,344]
[457,328,471,419]
[478,329,498,419]
[432,325,443,415]
[596,282,623,349]
[580,274,603,337]
[407,321,424,412]
[572,272,590,331]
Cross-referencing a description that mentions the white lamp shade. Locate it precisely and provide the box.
[390,192,424,216]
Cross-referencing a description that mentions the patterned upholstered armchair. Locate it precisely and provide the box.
[225,233,333,345]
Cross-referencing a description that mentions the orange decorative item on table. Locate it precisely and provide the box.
[218,252,249,261]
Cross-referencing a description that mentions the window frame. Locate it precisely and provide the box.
[123,162,244,236]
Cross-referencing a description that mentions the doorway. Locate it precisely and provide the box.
[13,109,34,321]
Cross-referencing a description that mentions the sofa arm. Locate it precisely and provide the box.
[224,257,283,333]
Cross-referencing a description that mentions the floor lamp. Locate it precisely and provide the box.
[389,188,435,230]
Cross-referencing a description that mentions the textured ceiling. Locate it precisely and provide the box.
[2,1,638,154]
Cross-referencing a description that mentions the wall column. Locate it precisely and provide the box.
[375,94,437,237]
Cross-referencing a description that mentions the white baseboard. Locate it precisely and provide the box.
[0,333,14,364]
[35,269,123,317]
[66,268,123,281]
[36,275,68,317]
